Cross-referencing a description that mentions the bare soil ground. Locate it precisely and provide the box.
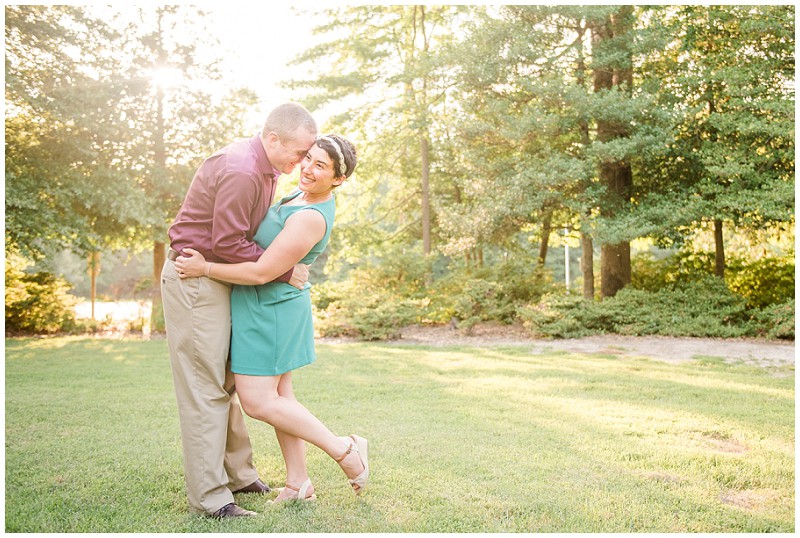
[379,323,796,369]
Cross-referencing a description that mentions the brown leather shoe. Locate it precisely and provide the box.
[233,478,272,494]
[210,502,256,519]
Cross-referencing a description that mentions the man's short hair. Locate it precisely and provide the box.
[262,103,317,141]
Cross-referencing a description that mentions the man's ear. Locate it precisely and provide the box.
[265,131,279,146]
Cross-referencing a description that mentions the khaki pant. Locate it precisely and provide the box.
[161,259,259,514]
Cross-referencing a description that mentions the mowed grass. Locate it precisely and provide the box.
[5,336,794,532]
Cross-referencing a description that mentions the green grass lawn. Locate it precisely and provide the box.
[5,336,794,532]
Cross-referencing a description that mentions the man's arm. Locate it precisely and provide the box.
[209,171,301,285]
[177,211,325,286]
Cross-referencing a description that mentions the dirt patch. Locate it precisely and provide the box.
[375,323,796,369]
[643,471,685,485]
[719,489,777,511]
[692,431,749,454]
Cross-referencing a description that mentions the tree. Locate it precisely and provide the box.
[6,5,157,319]
[589,6,635,297]
[6,6,260,323]
[630,5,794,278]
[93,5,259,328]
[5,6,151,262]
[438,7,592,275]
[288,5,470,283]
[446,6,652,297]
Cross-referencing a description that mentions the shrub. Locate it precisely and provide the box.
[6,252,78,335]
[452,279,515,332]
[752,300,795,340]
[519,276,755,339]
[631,250,716,291]
[609,277,752,337]
[726,257,795,309]
[434,261,555,332]
[632,249,795,311]
[517,294,600,339]
[313,278,428,340]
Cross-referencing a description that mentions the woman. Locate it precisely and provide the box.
[175,134,367,502]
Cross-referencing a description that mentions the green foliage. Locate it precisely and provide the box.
[517,294,598,339]
[314,283,427,341]
[451,280,512,331]
[752,300,795,340]
[313,262,430,340]
[5,252,78,334]
[5,6,154,259]
[437,260,556,332]
[520,277,754,339]
[632,250,795,311]
[630,5,795,245]
[726,257,795,309]
[631,250,716,291]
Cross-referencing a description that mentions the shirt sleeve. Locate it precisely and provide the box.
[210,170,294,283]
[210,170,264,264]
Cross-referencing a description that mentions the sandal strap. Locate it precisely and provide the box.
[284,478,313,499]
[334,440,355,463]
[297,478,312,500]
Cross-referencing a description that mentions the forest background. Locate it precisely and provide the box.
[5,5,795,341]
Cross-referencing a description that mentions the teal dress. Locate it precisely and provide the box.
[230,190,335,376]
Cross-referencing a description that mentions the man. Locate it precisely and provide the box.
[161,103,317,519]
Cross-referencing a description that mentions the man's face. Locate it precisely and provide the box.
[267,128,317,175]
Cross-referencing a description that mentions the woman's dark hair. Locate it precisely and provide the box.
[316,134,357,179]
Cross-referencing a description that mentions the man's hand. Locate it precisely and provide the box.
[288,263,310,290]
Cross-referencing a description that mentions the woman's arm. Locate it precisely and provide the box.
[175,209,326,285]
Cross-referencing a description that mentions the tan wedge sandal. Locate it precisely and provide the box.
[336,435,369,495]
[270,478,317,503]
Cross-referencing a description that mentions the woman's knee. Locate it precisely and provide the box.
[239,393,277,421]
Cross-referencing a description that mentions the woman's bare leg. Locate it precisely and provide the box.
[234,373,365,487]
[273,373,312,500]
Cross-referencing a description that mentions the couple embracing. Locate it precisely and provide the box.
[161,103,367,519]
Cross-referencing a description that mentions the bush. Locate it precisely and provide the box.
[6,252,78,335]
[610,277,752,337]
[433,261,555,332]
[632,250,795,311]
[519,276,755,339]
[313,278,428,340]
[726,257,795,309]
[752,300,795,340]
[517,294,600,339]
[452,279,515,332]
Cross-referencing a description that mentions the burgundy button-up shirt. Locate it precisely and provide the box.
[168,135,291,281]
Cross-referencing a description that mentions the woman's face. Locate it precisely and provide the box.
[299,144,343,195]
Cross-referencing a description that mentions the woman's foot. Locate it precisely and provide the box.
[335,435,369,495]
[271,478,316,503]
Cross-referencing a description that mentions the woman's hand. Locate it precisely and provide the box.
[174,248,208,278]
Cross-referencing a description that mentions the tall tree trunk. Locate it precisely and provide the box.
[580,231,594,299]
[576,23,594,300]
[600,242,631,297]
[599,163,633,298]
[538,210,552,265]
[420,134,432,285]
[592,7,634,298]
[420,134,431,256]
[714,219,725,278]
[88,251,100,320]
[151,19,167,332]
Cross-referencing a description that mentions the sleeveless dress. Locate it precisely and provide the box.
[230,190,335,376]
